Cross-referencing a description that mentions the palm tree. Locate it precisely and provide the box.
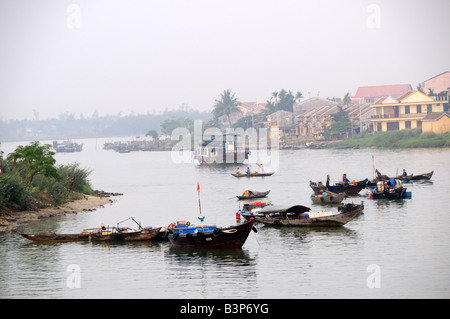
[212,89,240,127]
[343,92,351,105]
[295,91,303,102]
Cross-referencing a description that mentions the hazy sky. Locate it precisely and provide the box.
[0,0,449,120]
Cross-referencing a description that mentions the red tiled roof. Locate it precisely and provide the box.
[354,84,412,98]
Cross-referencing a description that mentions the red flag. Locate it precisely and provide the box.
[197,182,200,191]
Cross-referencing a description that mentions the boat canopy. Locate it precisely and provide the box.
[259,205,311,214]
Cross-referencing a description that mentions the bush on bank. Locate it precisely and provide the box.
[0,141,93,212]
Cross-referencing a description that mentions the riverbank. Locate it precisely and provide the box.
[327,129,450,149]
[0,194,114,231]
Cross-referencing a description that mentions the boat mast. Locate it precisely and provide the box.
[197,182,205,231]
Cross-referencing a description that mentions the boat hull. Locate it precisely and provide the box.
[311,192,345,204]
[310,179,367,195]
[168,219,255,248]
[90,227,161,242]
[232,172,274,177]
[255,203,363,227]
[236,190,270,200]
[370,187,406,200]
[397,171,433,182]
[20,232,90,242]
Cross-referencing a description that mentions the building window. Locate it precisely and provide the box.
[417,105,422,113]
[387,122,399,131]
[427,104,432,113]
[417,120,422,127]
[405,121,411,129]
[405,105,410,114]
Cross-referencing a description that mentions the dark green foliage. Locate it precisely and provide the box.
[0,173,30,210]
[0,142,94,212]
[6,141,59,190]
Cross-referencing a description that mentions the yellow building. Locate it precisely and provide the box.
[370,90,446,132]
[422,112,450,134]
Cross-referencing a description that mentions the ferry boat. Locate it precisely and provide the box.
[52,139,83,152]
[193,133,249,165]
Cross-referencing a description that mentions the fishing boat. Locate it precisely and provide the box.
[236,190,270,200]
[20,231,90,242]
[368,180,408,200]
[232,172,274,177]
[254,202,364,227]
[90,226,161,242]
[310,175,368,195]
[311,191,346,204]
[237,201,273,221]
[52,140,83,152]
[89,217,161,242]
[168,182,256,248]
[167,219,256,249]
[396,171,433,182]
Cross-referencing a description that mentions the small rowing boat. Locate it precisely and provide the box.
[311,191,346,204]
[231,172,274,177]
[20,231,90,242]
[236,190,270,200]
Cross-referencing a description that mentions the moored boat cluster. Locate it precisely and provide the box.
[20,167,433,250]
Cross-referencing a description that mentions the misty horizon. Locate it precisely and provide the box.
[1,0,449,121]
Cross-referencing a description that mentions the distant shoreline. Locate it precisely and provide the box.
[0,194,115,232]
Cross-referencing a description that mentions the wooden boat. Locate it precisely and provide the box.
[368,180,407,200]
[167,219,256,249]
[254,202,364,227]
[20,231,90,242]
[237,201,274,221]
[90,226,161,242]
[236,190,270,200]
[231,172,274,177]
[310,179,367,195]
[311,191,346,204]
[396,171,433,182]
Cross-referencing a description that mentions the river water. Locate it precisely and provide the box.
[0,137,449,299]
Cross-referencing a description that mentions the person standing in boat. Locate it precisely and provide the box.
[375,169,383,181]
[236,167,242,175]
[402,169,408,177]
[257,162,265,173]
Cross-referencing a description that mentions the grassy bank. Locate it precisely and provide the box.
[328,128,450,149]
